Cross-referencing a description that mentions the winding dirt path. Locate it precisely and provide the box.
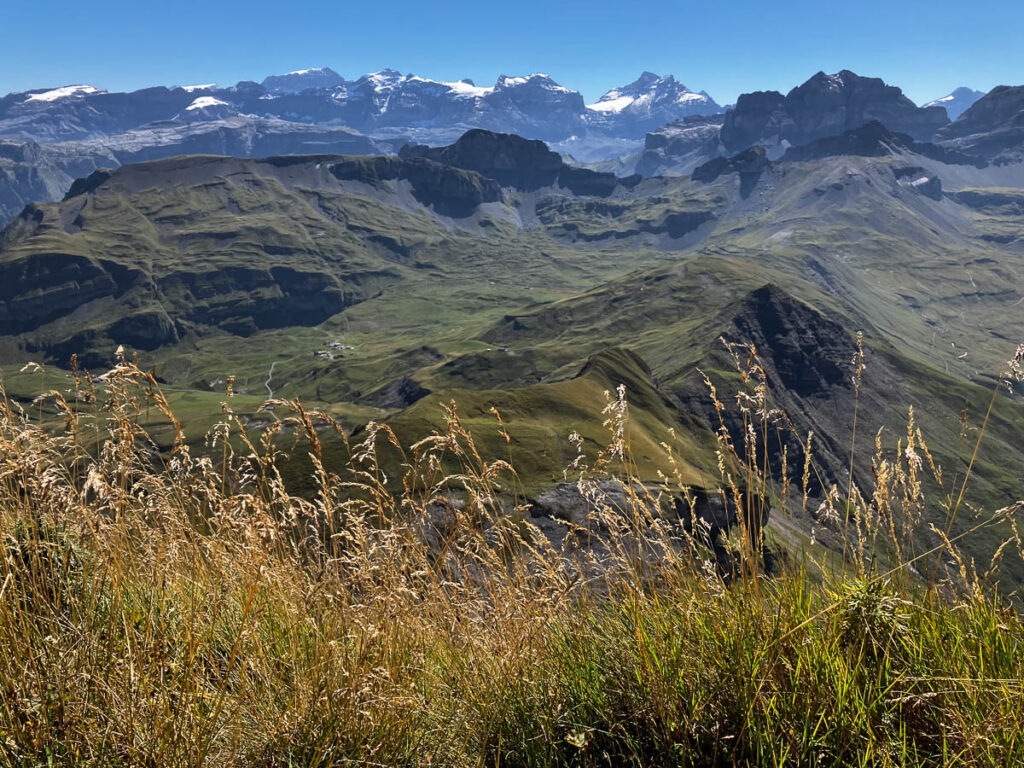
[265,361,278,399]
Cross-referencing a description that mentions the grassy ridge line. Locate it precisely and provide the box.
[0,354,1022,766]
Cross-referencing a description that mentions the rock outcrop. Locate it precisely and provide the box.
[400,129,639,195]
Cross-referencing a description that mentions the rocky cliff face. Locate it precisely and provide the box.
[635,115,725,176]
[719,90,788,155]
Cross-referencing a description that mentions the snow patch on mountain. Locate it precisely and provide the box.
[181,84,218,92]
[439,79,493,98]
[25,85,103,102]
[186,96,229,111]
[587,95,635,113]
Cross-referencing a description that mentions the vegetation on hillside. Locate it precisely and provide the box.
[0,344,1022,766]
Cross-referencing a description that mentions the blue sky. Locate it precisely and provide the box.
[2,0,1021,105]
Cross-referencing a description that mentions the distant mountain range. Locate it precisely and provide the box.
[0,69,720,145]
[1,67,1021,227]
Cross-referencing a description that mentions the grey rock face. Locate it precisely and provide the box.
[720,90,788,154]
[635,115,725,176]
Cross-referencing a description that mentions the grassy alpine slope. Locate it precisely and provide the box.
[1,347,1023,767]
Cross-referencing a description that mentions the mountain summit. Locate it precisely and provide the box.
[587,72,721,132]
[923,87,985,120]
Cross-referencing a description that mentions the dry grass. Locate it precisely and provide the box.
[0,346,1023,766]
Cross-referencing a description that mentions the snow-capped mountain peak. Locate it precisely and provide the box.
[586,73,720,125]
[923,87,985,120]
[0,67,721,160]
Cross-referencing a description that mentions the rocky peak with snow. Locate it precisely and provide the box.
[587,72,721,134]
[923,87,985,121]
